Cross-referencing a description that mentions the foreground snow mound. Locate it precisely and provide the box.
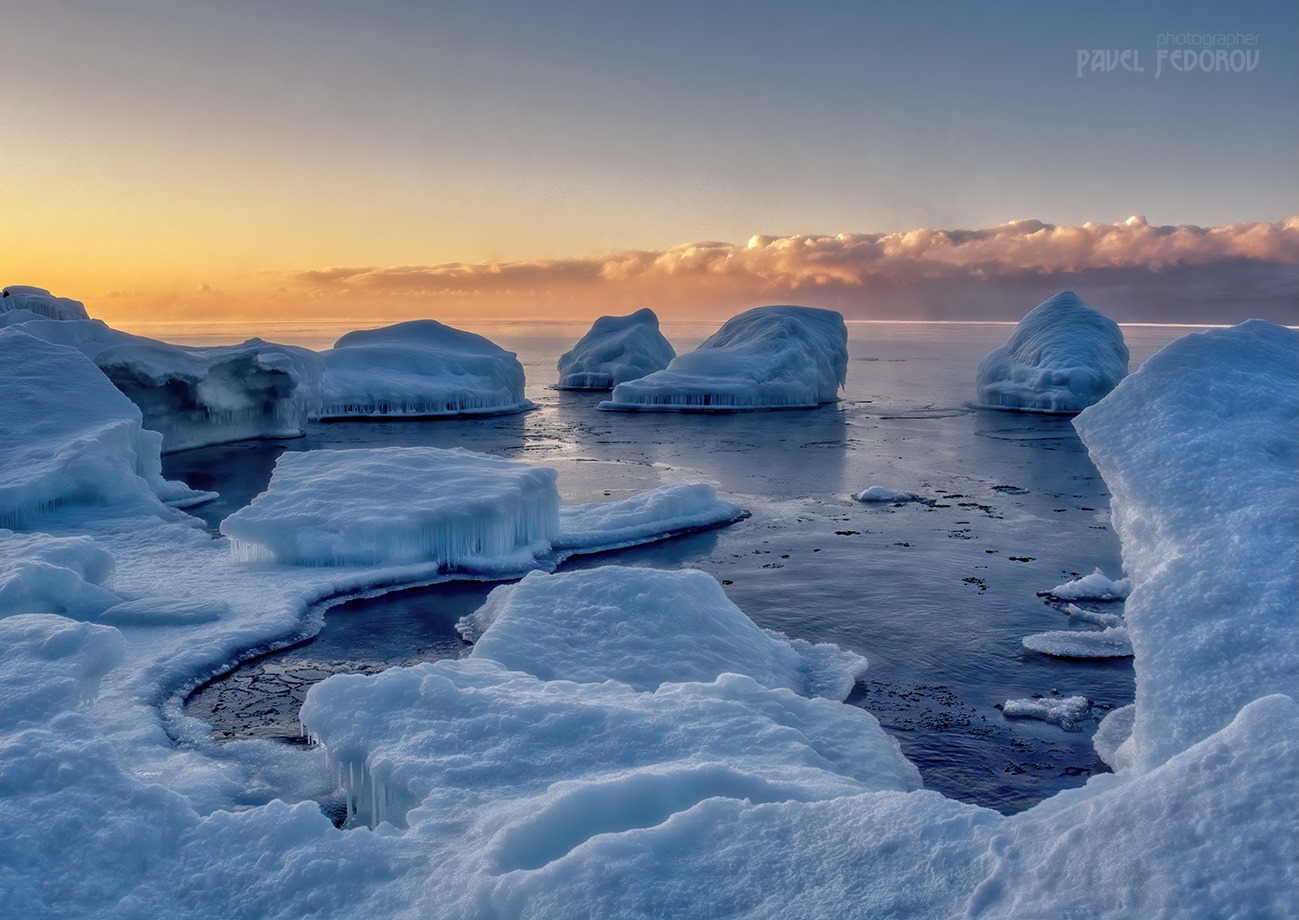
[459,567,867,699]
[318,320,530,419]
[556,308,676,389]
[0,330,212,526]
[601,305,847,411]
[1047,568,1130,601]
[0,614,124,727]
[975,291,1128,413]
[0,315,323,452]
[220,447,559,569]
[0,533,121,619]
[1022,626,1132,658]
[0,285,89,321]
[555,483,746,551]
[1073,319,1299,773]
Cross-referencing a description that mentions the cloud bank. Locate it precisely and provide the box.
[281,215,1297,323]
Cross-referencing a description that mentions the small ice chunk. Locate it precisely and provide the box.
[0,285,90,321]
[219,447,559,569]
[600,305,847,411]
[1062,602,1123,628]
[1047,568,1130,601]
[1022,626,1132,658]
[557,308,675,389]
[555,483,746,553]
[975,291,1129,413]
[1002,695,1091,729]
[854,486,919,503]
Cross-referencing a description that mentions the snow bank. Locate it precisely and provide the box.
[0,614,125,726]
[1001,695,1091,729]
[318,320,531,419]
[0,330,212,526]
[975,291,1128,413]
[1047,568,1130,601]
[556,308,675,389]
[0,315,323,452]
[1022,626,1132,658]
[854,485,919,503]
[0,532,121,619]
[555,483,746,551]
[601,305,847,411]
[1,285,90,321]
[1073,319,1299,773]
[220,447,560,569]
[459,567,867,699]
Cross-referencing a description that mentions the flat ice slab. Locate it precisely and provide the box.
[975,291,1128,413]
[318,320,532,419]
[1023,626,1133,658]
[556,307,676,389]
[555,483,746,552]
[600,305,847,411]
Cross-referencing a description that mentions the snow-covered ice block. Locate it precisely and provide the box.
[1022,626,1132,658]
[1047,568,1130,601]
[555,483,746,552]
[556,307,675,389]
[0,285,89,321]
[0,330,212,526]
[459,567,867,699]
[318,320,531,419]
[601,305,847,411]
[219,447,559,568]
[1073,319,1299,772]
[854,485,919,503]
[0,532,120,619]
[975,291,1128,413]
[0,614,124,727]
[1001,695,1091,730]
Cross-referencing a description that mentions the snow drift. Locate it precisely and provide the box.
[601,305,847,411]
[556,307,676,389]
[318,320,531,419]
[975,291,1128,413]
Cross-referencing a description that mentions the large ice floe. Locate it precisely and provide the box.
[600,305,847,411]
[0,320,1295,918]
[317,320,532,419]
[975,291,1129,413]
[0,300,323,452]
[556,307,676,389]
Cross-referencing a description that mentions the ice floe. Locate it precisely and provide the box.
[1022,626,1133,658]
[556,307,676,389]
[1001,695,1091,729]
[555,482,746,552]
[854,485,920,503]
[1047,568,1130,601]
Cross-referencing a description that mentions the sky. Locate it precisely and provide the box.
[2,0,1296,324]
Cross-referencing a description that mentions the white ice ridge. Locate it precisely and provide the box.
[1073,319,1299,773]
[1002,695,1091,730]
[1047,568,1130,601]
[317,319,532,419]
[556,307,676,389]
[458,567,867,699]
[555,482,746,552]
[854,485,919,503]
[1022,626,1132,658]
[600,305,847,411]
[0,329,214,527]
[0,305,324,452]
[975,291,1129,413]
[0,285,90,321]
[220,447,560,569]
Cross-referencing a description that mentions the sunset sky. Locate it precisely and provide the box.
[3,0,1296,324]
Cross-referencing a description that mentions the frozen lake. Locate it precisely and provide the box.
[169,320,1197,813]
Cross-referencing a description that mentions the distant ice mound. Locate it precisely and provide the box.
[854,485,919,503]
[0,285,90,321]
[459,567,868,699]
[556,308,675,389]
[0,312,323,452]
[1073,319,1298,773]
[600,305,847,411]
[318,320,532,419]
[0,330,214,527]
[975,291,1128,413]
[220,447,559,569]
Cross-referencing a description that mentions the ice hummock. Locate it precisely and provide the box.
[0,329,214,526]
[975,291,1129,413]
[556,307,676,389]
[0,311,324,452]
[1,285,90,321]
[317,320,532,419]
[1073,319,1298,773]
[0,532,121,619]
[600,305,847,411]
[220,447,560,569]
[458,567,867,699]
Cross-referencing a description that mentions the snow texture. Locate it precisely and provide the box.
[220,447,560,569]
[1073,319,1299,773]
[1001,695,1091,730]
[975,291,1129,413]
[459,567,867,699]
[0,330,213,527]
[601,305,847,411]
[555,483,746,551]
[0,532,121,619]
[1022,626,1133,658]
[854,485,919,503]
[318,320,531,419]
[1048,568,1130,601]
[556,307,676,389]
[0,285,89,321]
